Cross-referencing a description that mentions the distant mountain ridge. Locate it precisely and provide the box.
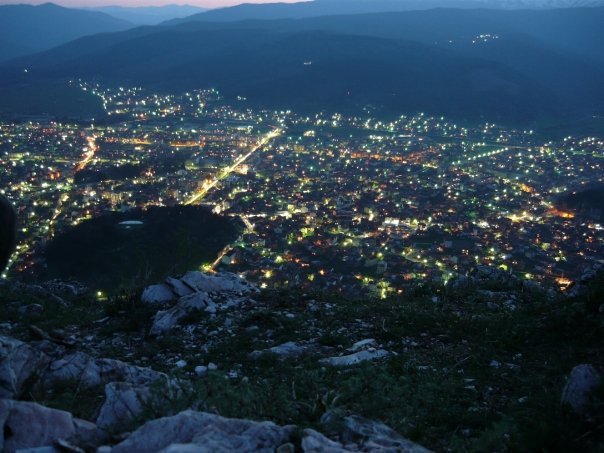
[0,2,133,61]
[1,6,603,125]
[166,0,604,24]
[85,4,208,25]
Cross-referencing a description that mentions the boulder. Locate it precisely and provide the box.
[165,277,195,298]
[348,339,377,353]
[250,341,312,359]
[0,399,75,452]
[73,417,106,448]
[0,335,50,399]
[95,382,151,432]
[112,410,295,453]
[42,351,168,390]
[180,272,257,296]
[150,292,216,336]
[341,415,431,452]
[301,429,349,452]
[561,364,602,415]
[142,284,177,305]
[319,349,390,367]
[96,380,182,433]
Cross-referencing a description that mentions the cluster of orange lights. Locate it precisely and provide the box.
[548,208,575,219]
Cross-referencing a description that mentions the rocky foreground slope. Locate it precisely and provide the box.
[0,269,602,451]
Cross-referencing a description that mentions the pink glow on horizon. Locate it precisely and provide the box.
[0,0,304,7]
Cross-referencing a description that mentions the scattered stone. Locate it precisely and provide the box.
[194,366,208,377]
[207,363,218,371]
[17,304,44,315]
[250,341,311,359]
[175,360,187,369]
[319,349,390,367]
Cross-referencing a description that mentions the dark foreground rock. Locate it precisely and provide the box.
[0,399,101,452]
[561,364,602,416]
[111,410,430,453]
[0,331,428,452]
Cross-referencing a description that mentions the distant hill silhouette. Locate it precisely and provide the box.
[1,7,603,125]
[86,4,207,25]
[166,0,604,24]
[0,3,133,61]
[0,28,561,123]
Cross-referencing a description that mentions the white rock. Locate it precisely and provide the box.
[175,360,187,369]
[141,284,177,305]
[250,342,308,359]
[319,349,390,367]
[180,272,257,296]
[165,277,195,298]
[207,363,218,371]
[341,415,431,452]
[43,351,167,389]
[111,410,294,453]
[149,292,215,336]
[301,429,349,452]
[348,339,377,353]
[0,335,50,399]
[96,382,150,432]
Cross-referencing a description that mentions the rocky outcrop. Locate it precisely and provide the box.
[150,292,216,336]
[111,410,295,453]
[96,379,184,432]
[0,335,50,399]
[0,399,99,452]
[42,351,168,390]
[142,272,257,307]
[145,272,259,336]
[109,409,430,453]
[96,382,152,432]
[340,415,430,452]
[180,271,258,296]
[142,284,177,305]
[319,339,390,368]
[301,429,350,452]
[566,263,604,298]
[561,364,602,416]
